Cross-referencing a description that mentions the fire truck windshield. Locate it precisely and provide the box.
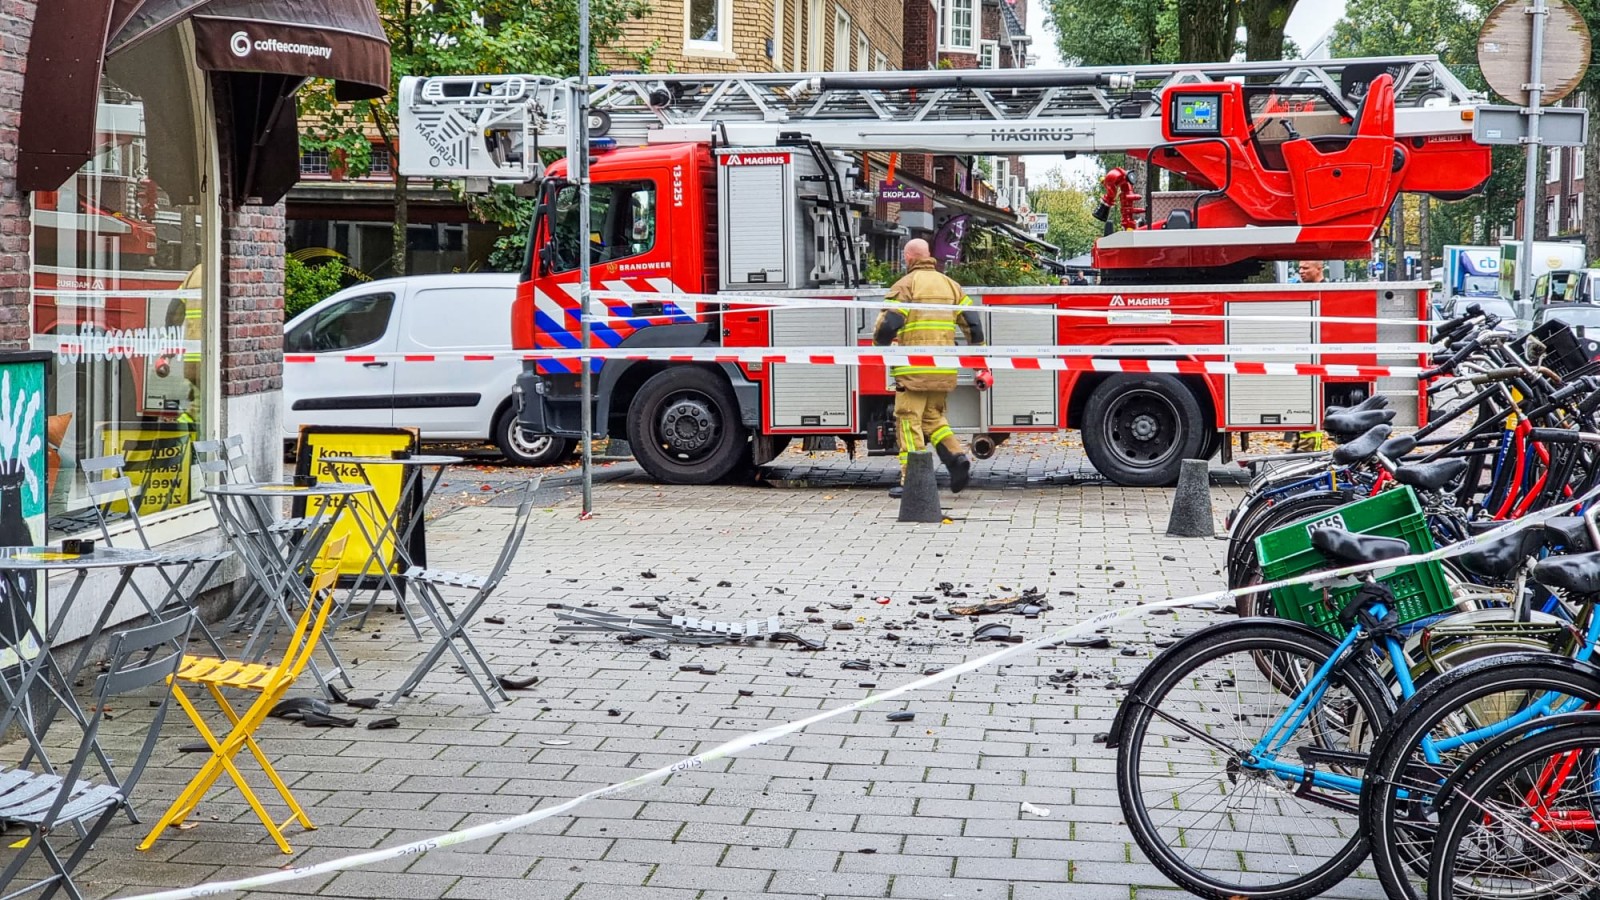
[547,180,659,272]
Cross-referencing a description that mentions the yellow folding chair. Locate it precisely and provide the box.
[139,536,348,854]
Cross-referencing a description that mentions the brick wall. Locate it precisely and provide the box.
[0,0,35,349]
[214,76,286,397]
[902,0,934,69]
[605,0,905,75]
[603,0,777,73]
[220,204,286,396]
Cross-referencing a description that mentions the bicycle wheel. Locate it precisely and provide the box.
[1364,655,1600,900]
[1429,712,1600,900]
[1114,620,1392,900]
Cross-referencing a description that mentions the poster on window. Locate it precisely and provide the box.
[97,422,195,516]
[0,353,50,670]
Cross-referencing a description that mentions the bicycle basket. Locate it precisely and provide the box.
[1255,486,1453,638]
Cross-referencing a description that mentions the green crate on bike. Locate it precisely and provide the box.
[1254,486,1454,637]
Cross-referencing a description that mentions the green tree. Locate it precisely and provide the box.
[298,0,650,279]
[1029,172,1103,260]
[1330,0,1528,260]
[284,255,348,319]
[1043,0,1297,66]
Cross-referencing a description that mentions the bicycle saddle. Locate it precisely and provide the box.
[1455,528,1546,579]
[1324,408,1397,442]
[1533,550,1600,596]
[1324,394,1389,418]
[1392,458,1468,492]
[1331,424,1392,466]
[1542,517,1596,553]
[1378,434,1416,459]
[1310,527,1411,565]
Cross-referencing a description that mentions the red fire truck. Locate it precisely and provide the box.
[398,57,1491,485]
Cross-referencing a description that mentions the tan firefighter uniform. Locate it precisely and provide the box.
[873,258,984,483]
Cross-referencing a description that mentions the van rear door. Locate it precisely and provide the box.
[283,289,400,435]
[392,284,517,437]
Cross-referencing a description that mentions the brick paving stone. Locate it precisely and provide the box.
[0,439,1390,899]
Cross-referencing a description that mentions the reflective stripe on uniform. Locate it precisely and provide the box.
[958,295,973,306]
[900,321,957,333]
[928,425,953,445]
[891,365,958,376]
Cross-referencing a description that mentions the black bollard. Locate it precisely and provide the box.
[1165,458,1214,537]
[898,450,943,523]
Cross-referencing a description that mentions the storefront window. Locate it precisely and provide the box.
[31,35,213,536]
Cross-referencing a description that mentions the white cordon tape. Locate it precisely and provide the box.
[284,344,1431,379]
[590,289,1442,328]
[118,488,1598,900]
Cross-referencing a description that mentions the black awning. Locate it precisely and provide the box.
[17,0,117,193]
[18,0,389,193]
[187,0,389,101]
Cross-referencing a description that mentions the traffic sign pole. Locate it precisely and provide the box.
[1515,0,1547,325]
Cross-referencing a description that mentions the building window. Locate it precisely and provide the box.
[805,0,824,70]
[1569,194,1582,233]
[857,34,871,71]
[686,0,730,53]
[300,148,330,176]
[875,50,888,71]
[979,39,998,69]
[370,145,392,176]
[939,0,977,52]
[1547,147,1561,183]
[833,10,851,71]
[1547,196,1559,235]
[31,39,215,535]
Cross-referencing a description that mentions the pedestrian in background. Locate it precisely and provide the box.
[1298,260,1326,284]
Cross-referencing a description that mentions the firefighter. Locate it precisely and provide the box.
[874,238,984,498]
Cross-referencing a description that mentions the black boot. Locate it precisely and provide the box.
[936,445,972,494]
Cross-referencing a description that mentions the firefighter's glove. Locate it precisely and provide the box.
[874,310,906,346]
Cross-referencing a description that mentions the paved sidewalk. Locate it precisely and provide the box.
[4,439,1384,900]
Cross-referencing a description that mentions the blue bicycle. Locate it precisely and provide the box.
[1109,524,1599,900]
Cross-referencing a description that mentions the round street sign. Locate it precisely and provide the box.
[1477,0,1592,106]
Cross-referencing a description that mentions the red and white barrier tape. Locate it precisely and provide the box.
[589,288,1442,328]
[285,343,1430,379]
[116,483,1599,900]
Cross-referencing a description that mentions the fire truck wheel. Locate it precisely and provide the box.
[1081,375,1205,487]
[495,408,573,467]
[627,368,749,484]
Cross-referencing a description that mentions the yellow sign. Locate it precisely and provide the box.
[99,424,194,516]
[294,427,421,581]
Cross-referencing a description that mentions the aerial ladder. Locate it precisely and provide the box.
[400,55,1491,276]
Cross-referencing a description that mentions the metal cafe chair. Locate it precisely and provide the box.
[138,538,347,855]
[79,454,230,656]
[0,611,196,900]
[390,478,541,712]
[195,436,320,640]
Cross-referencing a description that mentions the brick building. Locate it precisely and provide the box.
[602,0,903,75]
[1,0,388,645]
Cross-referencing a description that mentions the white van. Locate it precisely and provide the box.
[282,273,572,465]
